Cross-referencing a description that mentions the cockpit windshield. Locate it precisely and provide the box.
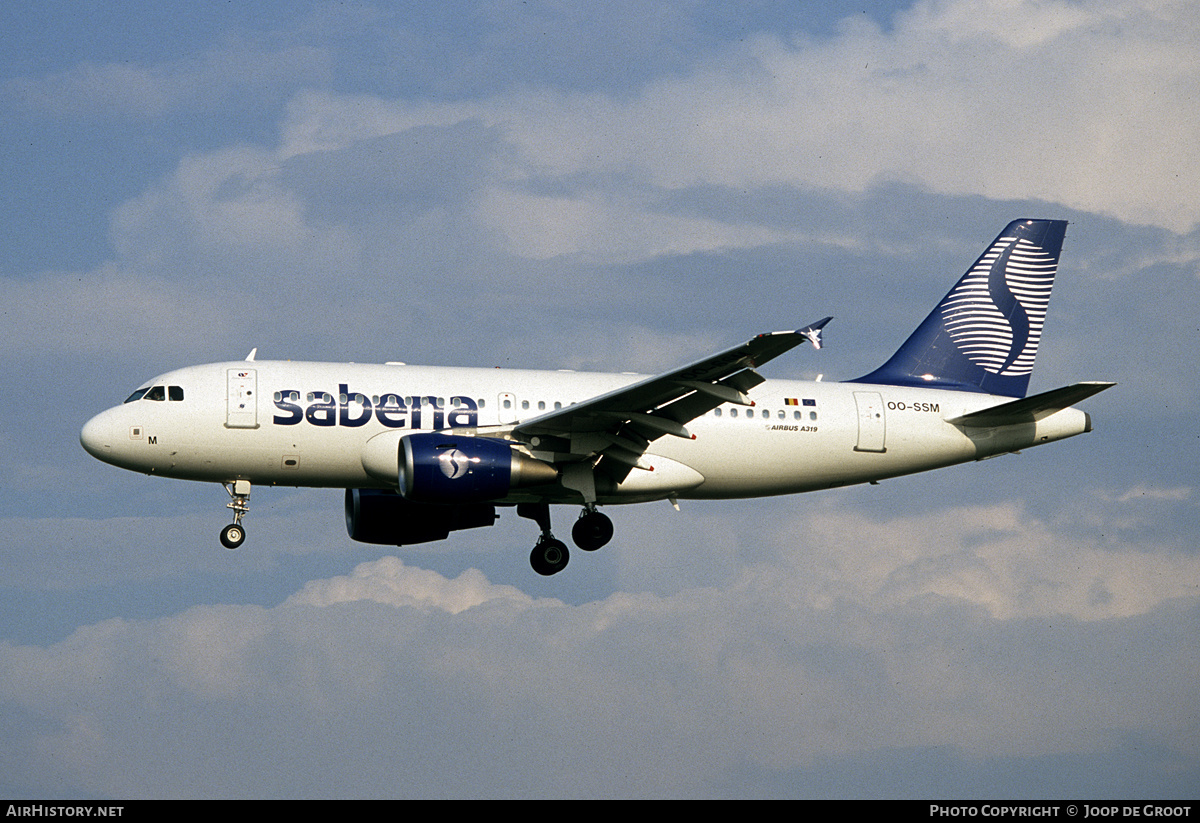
[124,385,184,403]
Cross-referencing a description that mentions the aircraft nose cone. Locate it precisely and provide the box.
[80,411,114,461]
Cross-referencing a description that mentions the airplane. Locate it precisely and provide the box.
[80,219,1113,576]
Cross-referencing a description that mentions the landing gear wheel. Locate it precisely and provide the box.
[530,538,569,576]
[221,481,251,550]
[572,511,613,551]
[220,523,246,550]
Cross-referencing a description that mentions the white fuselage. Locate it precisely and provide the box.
[80,359,1092,505]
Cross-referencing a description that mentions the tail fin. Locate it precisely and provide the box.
[852,218,1068,398]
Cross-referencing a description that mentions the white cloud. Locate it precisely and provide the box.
[261,0,1200,278]
[1111,484,1192,503]
[1,547,1194,797]
[596,0,1200,232]
[286,556,539,614]
[5,42,330,119]
[638,493,1200,622]
[476,186,803,263]
[0,265,242,362]
[110,146,358,274]
[9,0,1190,367]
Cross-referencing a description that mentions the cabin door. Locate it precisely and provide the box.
[226,369,259,429]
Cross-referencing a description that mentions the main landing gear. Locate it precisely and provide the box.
[573,508,614,551]
[519,503,613,576]
[220,480,250,549]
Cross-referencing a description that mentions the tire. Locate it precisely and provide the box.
[220,523,246,550]
[530,538,569,576]
[572,512,613,551]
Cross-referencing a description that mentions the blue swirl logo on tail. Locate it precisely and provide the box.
[941,233,1057,377]
[852,219,1067,398]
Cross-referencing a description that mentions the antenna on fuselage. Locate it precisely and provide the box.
[245,348,257,362]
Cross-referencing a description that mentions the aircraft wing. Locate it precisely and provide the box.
[511,318,831,478]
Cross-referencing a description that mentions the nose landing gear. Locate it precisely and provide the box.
[220,480,250,549]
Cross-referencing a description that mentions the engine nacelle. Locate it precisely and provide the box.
[345,488,498,545]
[398,433,560,504]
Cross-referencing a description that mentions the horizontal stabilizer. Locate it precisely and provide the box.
[946,382,1115,427]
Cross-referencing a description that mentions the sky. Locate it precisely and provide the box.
[1,0,1198,800]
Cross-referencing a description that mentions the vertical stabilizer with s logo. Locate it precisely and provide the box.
[852,219,1068,398]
